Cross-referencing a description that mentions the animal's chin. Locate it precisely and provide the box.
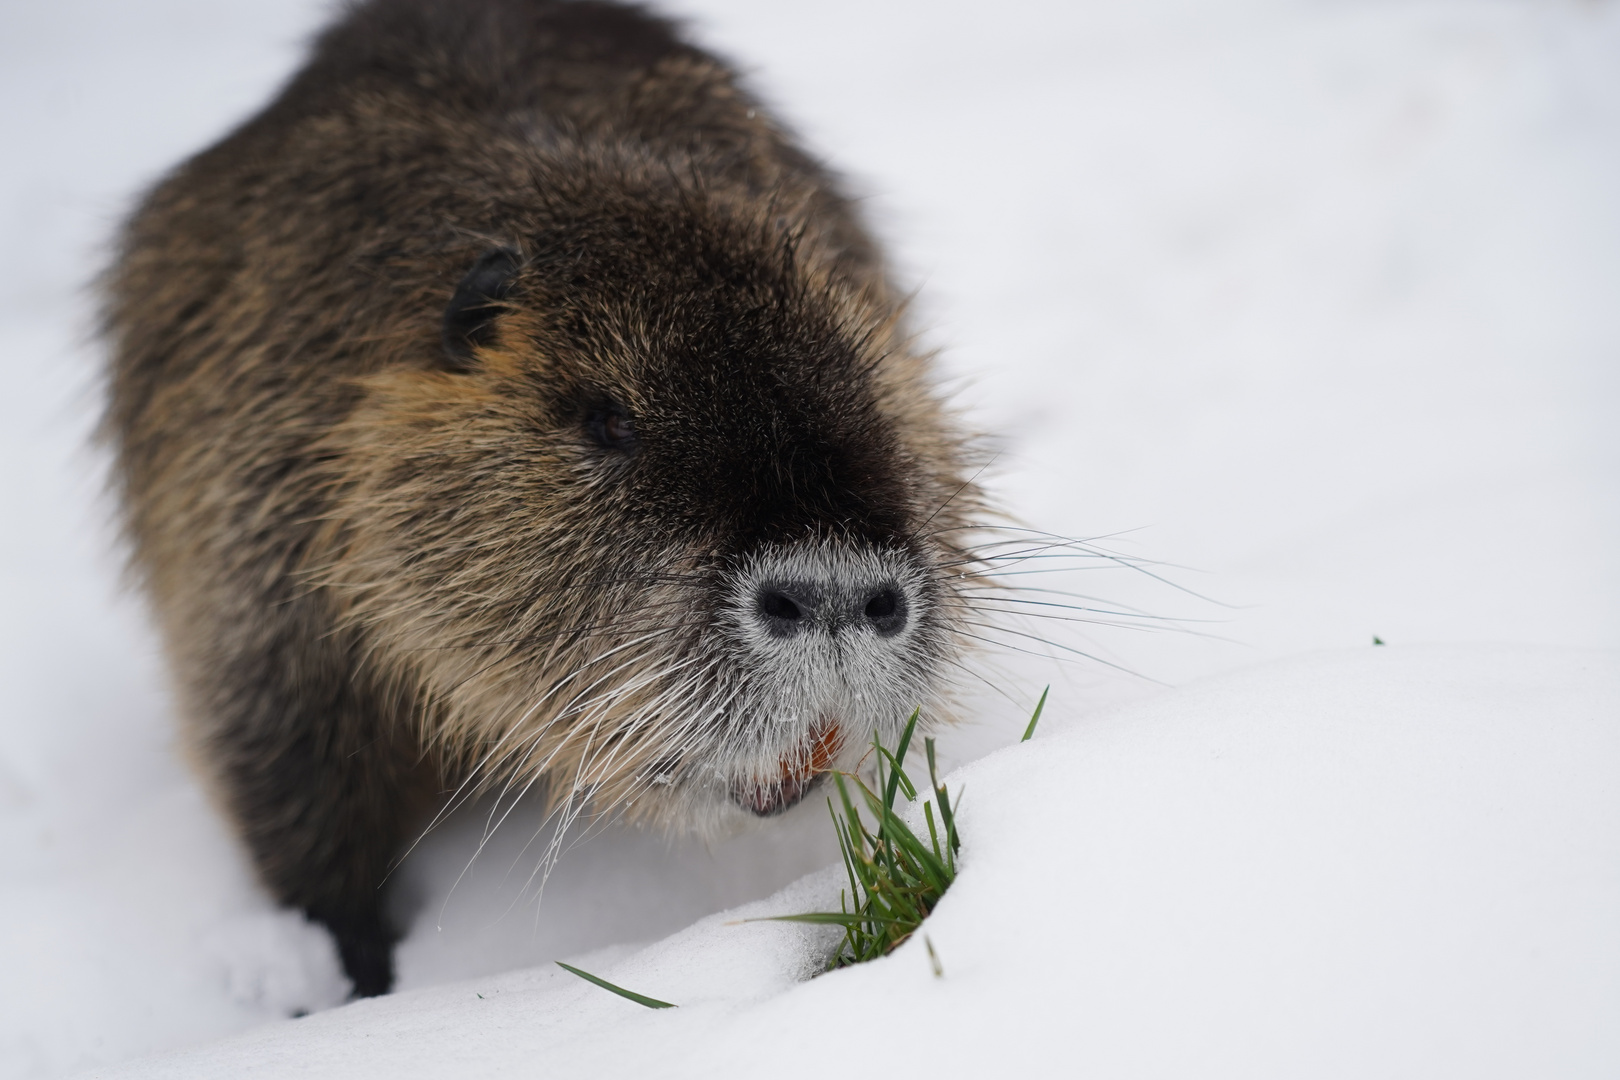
[732,769,826,817]
[729,719,844,818]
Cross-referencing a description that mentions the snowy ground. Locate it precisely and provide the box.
[1,0,1616,1076]
[90,647,1620,1079]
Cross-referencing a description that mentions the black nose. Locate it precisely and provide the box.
[753,579,909,638]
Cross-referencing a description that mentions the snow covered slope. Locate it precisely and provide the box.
[93,647,1620,1079]
[1,0,1617,1075]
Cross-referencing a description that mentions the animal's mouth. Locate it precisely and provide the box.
[732,720,844,817]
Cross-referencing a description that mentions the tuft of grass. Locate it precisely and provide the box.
[555,961,676,1009]
[753,706,965,969]
[759,693,1053,969]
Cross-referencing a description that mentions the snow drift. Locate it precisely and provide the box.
[93,646,1620,1079]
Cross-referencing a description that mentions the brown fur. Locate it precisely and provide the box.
[102,0,981,997]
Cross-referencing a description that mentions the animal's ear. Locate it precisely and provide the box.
[440,246,523,370]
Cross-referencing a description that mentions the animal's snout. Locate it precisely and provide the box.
[752,577,910,639]
[725,545,939,819]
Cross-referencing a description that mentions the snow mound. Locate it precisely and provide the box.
[91,645,1620,1079]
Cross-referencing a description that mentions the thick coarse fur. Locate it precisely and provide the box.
[101,0,983,998]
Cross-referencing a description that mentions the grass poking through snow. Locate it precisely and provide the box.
[757,694,1050,971]
[569,693,1054,1002]
[751,693,1043,971]
[1022,686,1049,742]
[555,962,676,1009]
[753,708,956,967]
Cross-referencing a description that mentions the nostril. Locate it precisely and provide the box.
[760,590,802,622]
[755,584,810,638]
[862,584,908,636]
[864,590,896,620]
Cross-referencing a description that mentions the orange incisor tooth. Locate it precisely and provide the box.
[782,721,843,784]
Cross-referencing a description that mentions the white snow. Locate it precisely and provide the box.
[88,648,1620,1078]
[1,0,1616,1076]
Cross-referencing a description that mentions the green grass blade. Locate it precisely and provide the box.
[883,708,921,808]
[924,738,949,865]
[859,785,951,892]
[740,702,1020,971]
[833,773,862,835]
[1021,686,1050,742]
[890,826,952,893]
[834,774,878,863]
[875,746,917,801]
[856,783,910,878]
[932,779,961,870]
[745,912,910,928]
[555,962,676,1009]
[935,776,957,844]
[829,800,860,899]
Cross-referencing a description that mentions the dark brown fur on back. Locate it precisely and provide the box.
[103,0,978,998]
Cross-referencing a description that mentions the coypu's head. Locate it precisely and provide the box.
[319,164,982,831]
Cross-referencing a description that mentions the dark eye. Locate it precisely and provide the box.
[586,403,639,452]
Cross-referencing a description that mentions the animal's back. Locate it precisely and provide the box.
[107,0,873,457]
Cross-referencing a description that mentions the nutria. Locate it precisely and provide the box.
[101,0,982,997]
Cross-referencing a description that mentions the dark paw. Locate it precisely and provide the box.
[317,912,399,998]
